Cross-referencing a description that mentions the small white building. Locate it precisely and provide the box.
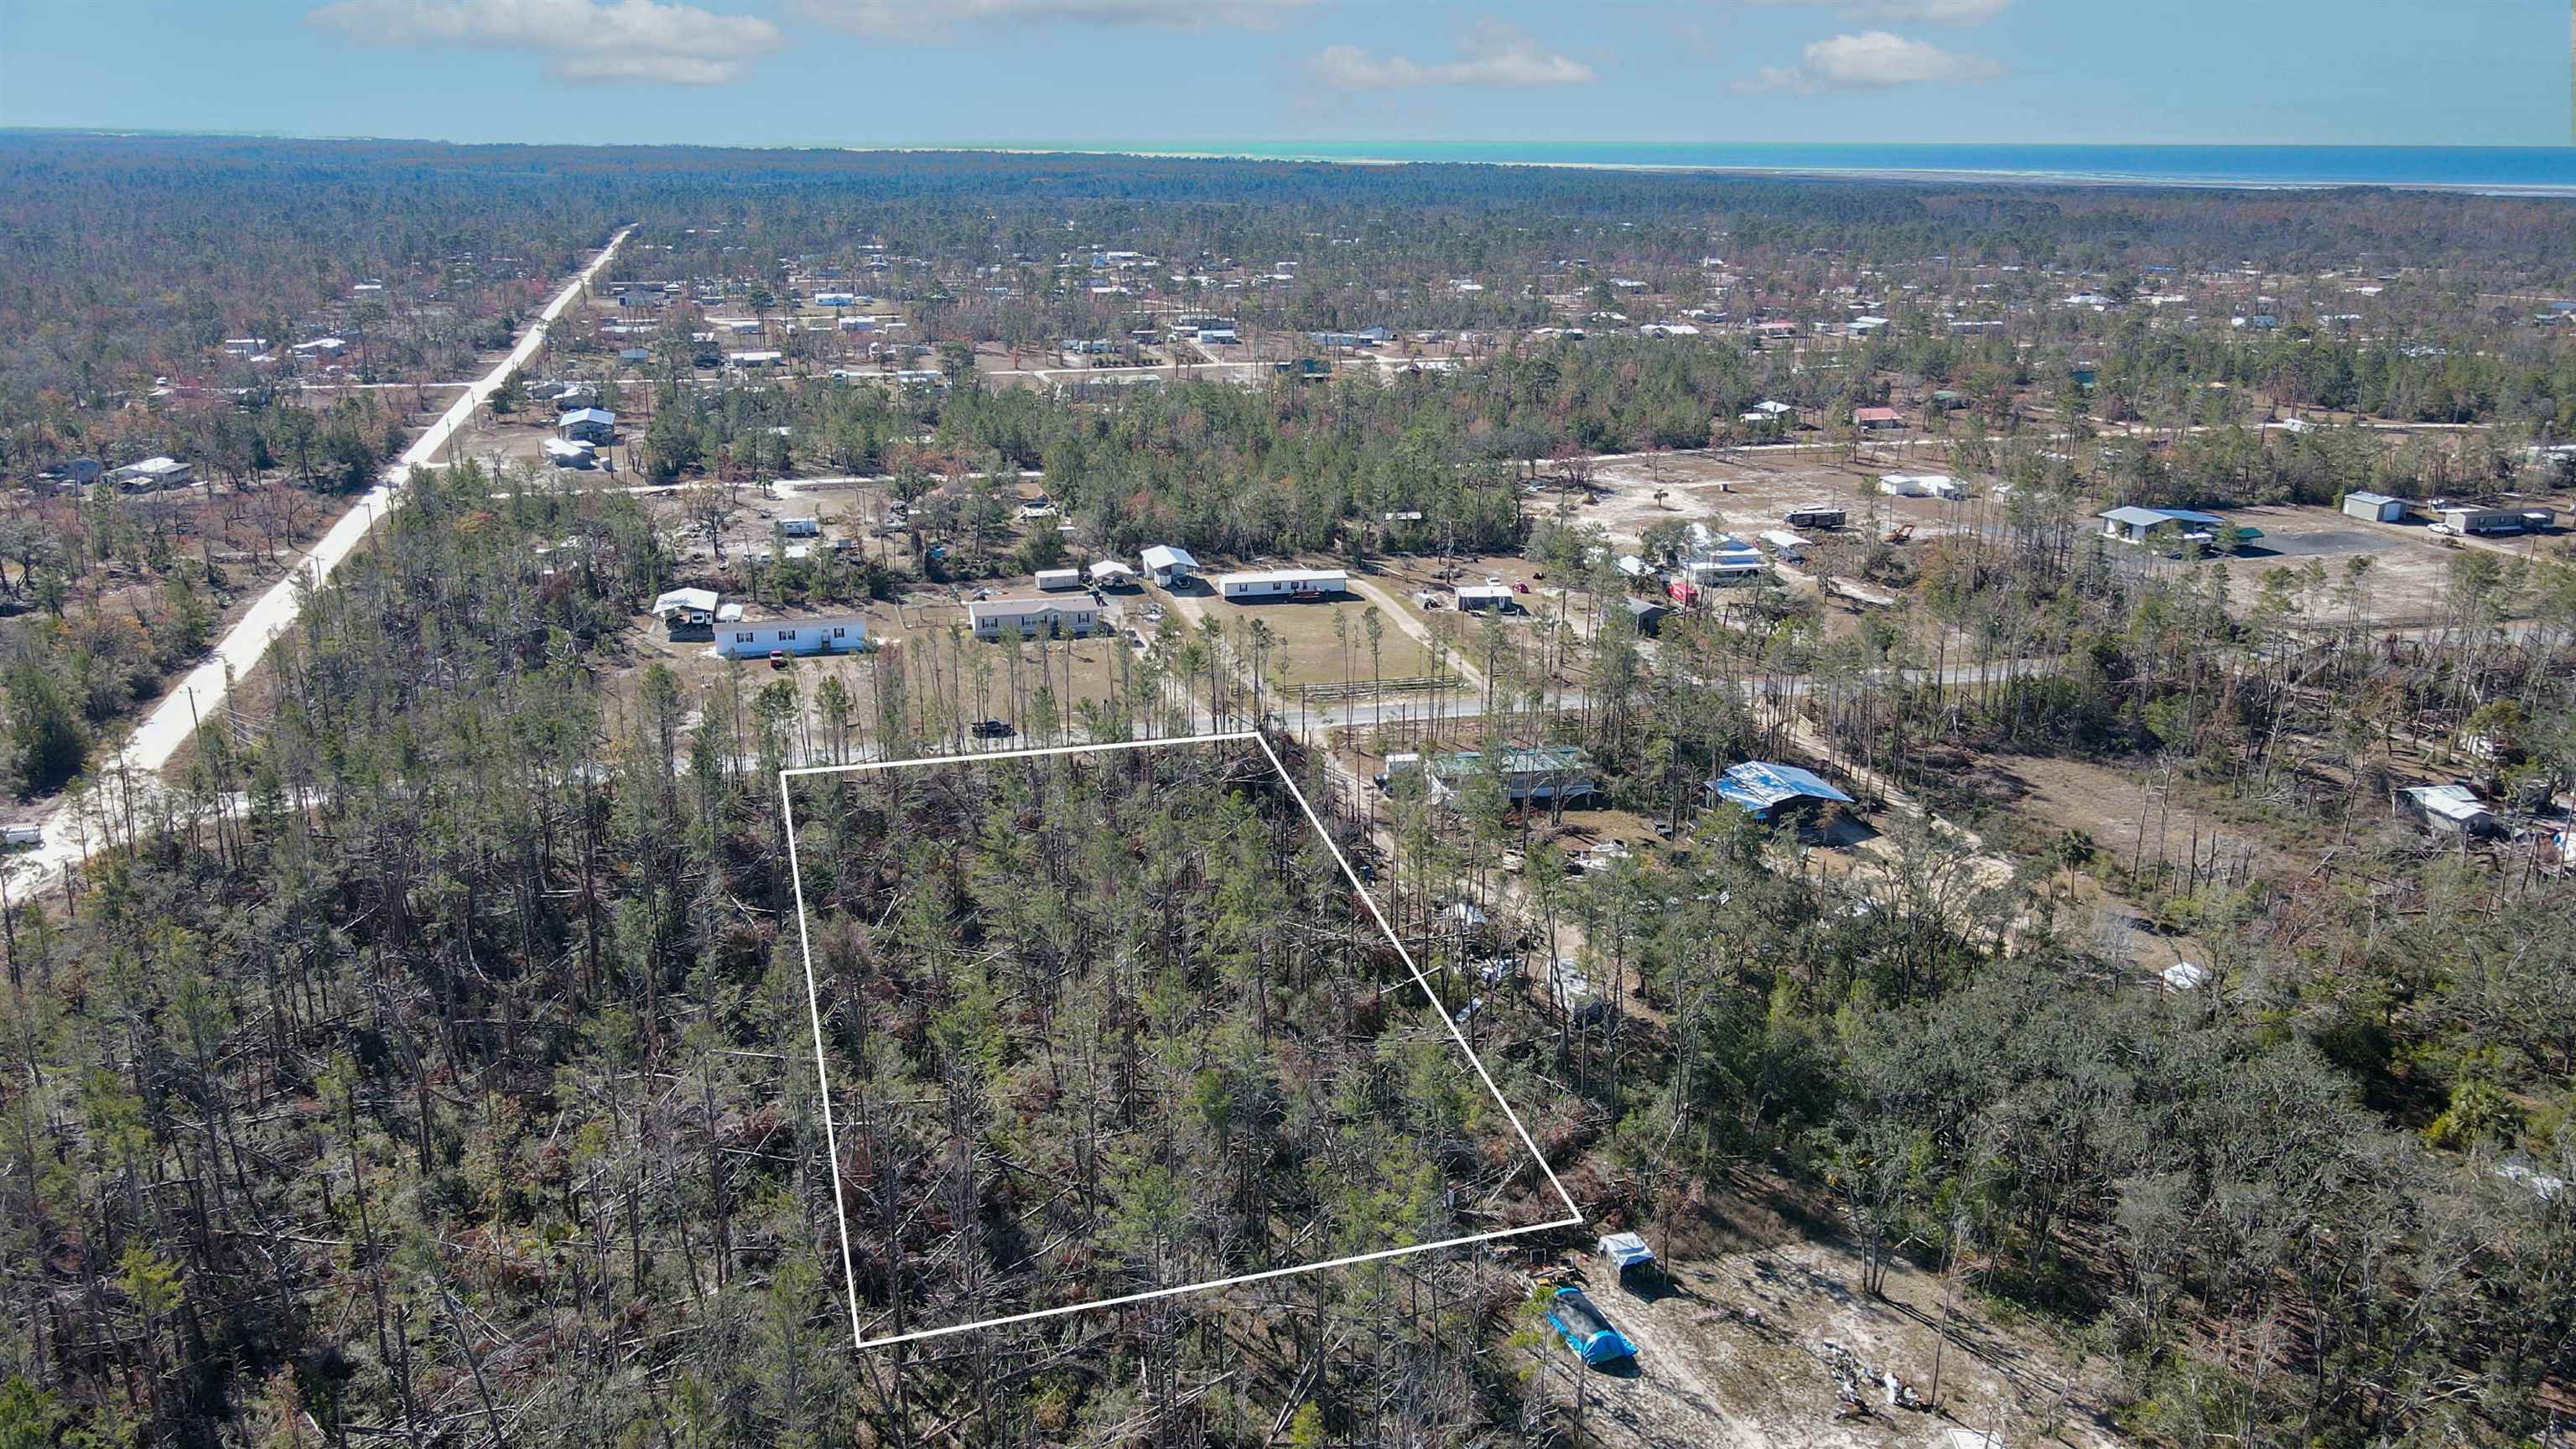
[652,587,719,631]
[2395,783,2501,839]
[2342,491,2405,522]
[715,616,870,659]
[1140,544,1199,586]
[1033,568,1083,592]
[1216,569,1348,601]
[969,596,1100,640]
[1878,473,1962,500]
[1760,530,1811,562]
[111,456,192,491]
[543,438,597,469]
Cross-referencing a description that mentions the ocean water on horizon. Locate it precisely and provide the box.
[995,141,2576,194]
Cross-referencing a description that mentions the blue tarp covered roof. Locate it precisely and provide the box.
[1709,762,1856,818]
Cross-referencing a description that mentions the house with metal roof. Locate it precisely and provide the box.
[1140,544,1199,586]
[1705,761,1856,821]
[558,408,617,444]
[2098,506,2226,545]
[1424,746,1595,805]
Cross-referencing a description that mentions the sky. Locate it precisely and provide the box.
[0,0,2564,150]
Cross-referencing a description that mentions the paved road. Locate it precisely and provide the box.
[9,226,633,889]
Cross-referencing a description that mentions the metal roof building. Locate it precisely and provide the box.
[1706,762,1856,820]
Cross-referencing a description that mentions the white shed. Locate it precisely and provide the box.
[2342,491,2404,522]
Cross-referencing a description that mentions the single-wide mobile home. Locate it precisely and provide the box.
[1216,569,1347,601]
[2440,506,2528,537]
[715,616,869,659]
[1760,530,1810,562]
[969,596,1100,640]
[1033,568,1083,592]
[1784,504,1846,530]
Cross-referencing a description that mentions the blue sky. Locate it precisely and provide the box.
[0,0,2563,148]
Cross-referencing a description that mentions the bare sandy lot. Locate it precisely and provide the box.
[1536,1195,2122,1449]
[1585,448,1982,552]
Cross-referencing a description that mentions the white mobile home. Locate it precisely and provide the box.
[1784,504,1846,530]
[1216,569,1348,601]
[1878,473,1963,500]
[1456,584,1516,612]
[969,596,1101,640]
[1033,568,1083,592]
[779,517,821,538]
[715,616,870,659]
[2439,506,2530,537]
[1760,530,1811,562]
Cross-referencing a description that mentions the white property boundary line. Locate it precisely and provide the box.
[779,730,1585,1353]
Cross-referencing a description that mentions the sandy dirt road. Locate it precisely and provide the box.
[9,226,634,887]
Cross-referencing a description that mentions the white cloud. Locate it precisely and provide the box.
[794,0,1317,42]
[1308,22,1594,92]
[1756,0,2012,24]
[1732,29,2002,91]
[308,0,782,84]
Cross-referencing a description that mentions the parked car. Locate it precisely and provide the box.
[767,650,789,669]
[1545,1287,1638,1366]
[970,719,1015,739]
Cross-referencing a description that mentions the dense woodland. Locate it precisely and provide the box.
[0,138,2573,1448]
[788,744,1555,1342]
